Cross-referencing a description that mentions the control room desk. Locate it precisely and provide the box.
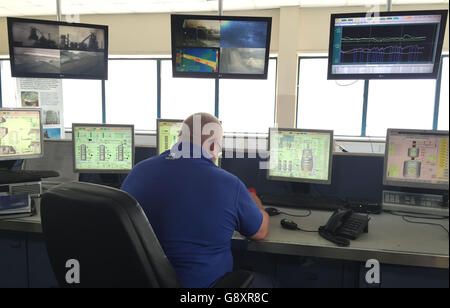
[0,203,448,269]
[232,206,449,269]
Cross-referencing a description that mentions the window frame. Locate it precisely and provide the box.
[0,56,278,134]
[296,55,449,137]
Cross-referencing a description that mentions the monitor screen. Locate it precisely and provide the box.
[156,119,222,166]
[171,14,272,79]
[328,10,448,80]
[0,108,43,161]
[268,128,334,184]
[7,17,108,80]
[157,119,184,155]
[72,124,134,173]
[384,129,449,190]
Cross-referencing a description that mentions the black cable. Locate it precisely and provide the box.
[385,210,449,235]
[384,210,448,220]
[279,209,312,218]
[401,216,449,235]
[296,227,319,233]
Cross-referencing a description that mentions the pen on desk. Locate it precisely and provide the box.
[336,144,348,153]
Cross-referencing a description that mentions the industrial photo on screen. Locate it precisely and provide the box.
[269,129,333,183]
[386,131,449,187]
[171,15,271,79]
[0,109,42,159]
[73,125,133,172]
[8,17,108,79]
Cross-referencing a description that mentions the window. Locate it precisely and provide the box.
[438,56,449,130]
[160,59,215,120]
[219,58,277,133]
[0,60,18,108]
[366,79,436,137]
[105,60,158,131]
[296,58,365,136]
[63,79,102,127]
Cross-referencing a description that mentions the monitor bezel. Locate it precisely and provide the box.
[171,14,272,80]
[327,10,448,80]
[72,123,135,174]
[383,128,449,191]
[267,128,334,185]
[7,17,109,80]
[0,108,44,162]
[156,118,183,155]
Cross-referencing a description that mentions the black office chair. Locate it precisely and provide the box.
[40,182,254,288]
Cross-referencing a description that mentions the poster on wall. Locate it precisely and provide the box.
[16,78,65,139]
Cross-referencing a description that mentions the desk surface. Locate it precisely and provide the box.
[1,203,448,269]
[233,207,449,269]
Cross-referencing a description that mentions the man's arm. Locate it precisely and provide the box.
[248,192,269,241]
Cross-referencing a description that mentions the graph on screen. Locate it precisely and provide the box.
[328,11,448,79]
[339,24,439,64]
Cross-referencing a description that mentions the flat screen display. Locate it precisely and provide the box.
[156,119,222,167]
[72,124,134,173]
[157,119,183,155]
[0,108,43,161]
[328,10,448,80]
[268,128,334,184]
[7,17,108,80]
[384,129,449,190]
[171,14,272,79]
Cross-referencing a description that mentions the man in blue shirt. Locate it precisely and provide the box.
[121,113,269,288]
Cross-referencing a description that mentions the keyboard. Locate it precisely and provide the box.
[0,170,60,185]
[260,194,346,211]
[382,190,449,216]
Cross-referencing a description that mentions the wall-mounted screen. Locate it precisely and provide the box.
[171,14,272,79]
[328,10,448,80]
[7,17,108,80]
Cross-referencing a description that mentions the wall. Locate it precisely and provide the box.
[0,4,448,127]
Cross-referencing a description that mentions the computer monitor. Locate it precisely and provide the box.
[72,124,134,174]
[156,118,222,166]
[268,128,334,184]
[383,129,449,191]
[157,119,184,155]
[0,108,43,161]
[171,14,272,79]
[7,17,108,80]
[328,10,448,80]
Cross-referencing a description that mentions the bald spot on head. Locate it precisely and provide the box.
[180,112,222,145]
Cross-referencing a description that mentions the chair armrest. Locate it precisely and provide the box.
[212,270,254,288]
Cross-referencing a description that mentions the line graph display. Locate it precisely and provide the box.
[338,24,439,64]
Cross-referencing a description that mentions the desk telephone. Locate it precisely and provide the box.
[319,209,370,247]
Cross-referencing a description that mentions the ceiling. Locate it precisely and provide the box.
[0,0,448,17]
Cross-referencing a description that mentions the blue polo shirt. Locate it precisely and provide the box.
[121,143,263,288]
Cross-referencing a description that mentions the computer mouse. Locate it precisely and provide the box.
[265,207,281,217]
[280,219,299,230]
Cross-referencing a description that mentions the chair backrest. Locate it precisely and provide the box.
[40,182,182,288]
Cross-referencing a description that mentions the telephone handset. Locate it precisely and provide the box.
[319,209,370,247]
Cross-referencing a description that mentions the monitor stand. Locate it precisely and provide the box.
[98,174,124,189]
